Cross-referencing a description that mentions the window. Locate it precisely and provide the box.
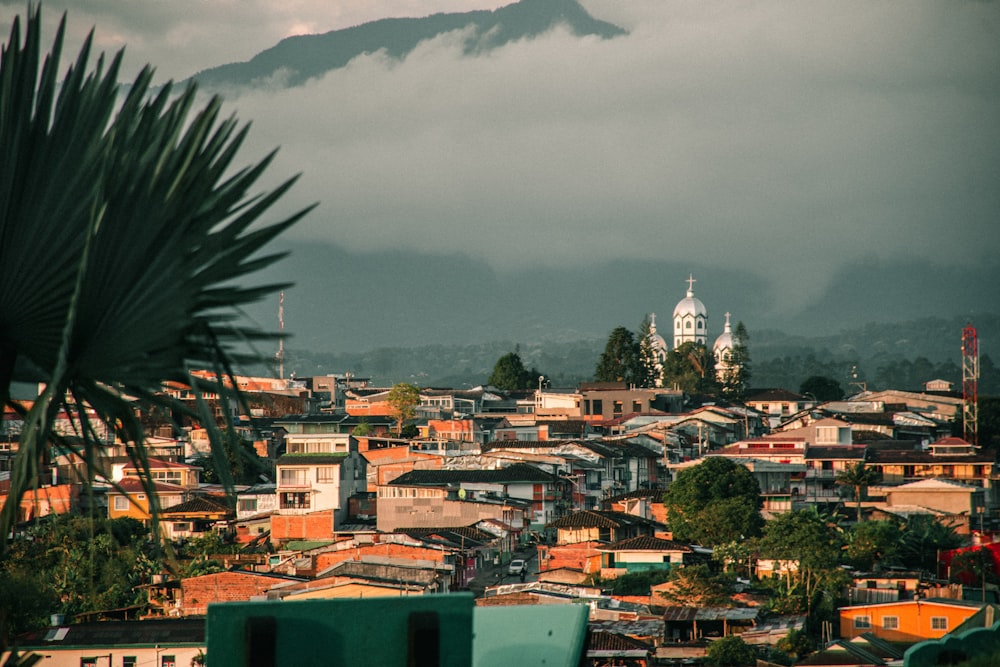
[697,320,703,329]
[883,616,899,630]
[162,656,176,667]
[316,466,338,483]
[114,496,129,511]
[592,399,603,414]
[123,657,136,667]
[931,617,948,631]
[280,492,310,509]
[279,468,307,486]
[584,400,591,415]
[237,498,258,513]
[632,401,642,413]
[81,659,97,667]
[685,321,692,330]
[613,401,623,416]
[853,615,871,629]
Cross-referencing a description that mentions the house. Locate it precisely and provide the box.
[159,495,233,541]
[545,510,664,546]
[584,631,653,667]
[882,478,985,531]
[269,556,454,599]
[361,445,442,492]
[376,478,531,539]
[597,536,693,579]
[745,388,816,429]
[848,570,925,604]
[0,482,78,524]
[661,606,762,641]
[270,439,368,545]
[382,463,566,530]
[1,619,205,667]
[118,457,200,488]
[107,478,187,523]
[839,598,989,642]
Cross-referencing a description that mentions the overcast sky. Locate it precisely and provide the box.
[4,0,999,319]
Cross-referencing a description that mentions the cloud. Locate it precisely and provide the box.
[4,0,999,323]
[210,0,1000,314]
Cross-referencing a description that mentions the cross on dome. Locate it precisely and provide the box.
[686,273,696,296]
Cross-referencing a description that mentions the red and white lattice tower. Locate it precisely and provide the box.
[962,324,979,446]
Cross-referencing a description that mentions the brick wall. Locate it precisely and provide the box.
[180,572,284,615]
[271,510,336,544]
[315,543,446,572]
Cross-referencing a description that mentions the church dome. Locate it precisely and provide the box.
[714,312,734,354]
[673,279,707,319]
[672,274,708,349]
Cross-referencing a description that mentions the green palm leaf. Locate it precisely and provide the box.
[0,7,313,548]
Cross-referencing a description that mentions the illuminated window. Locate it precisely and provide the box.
[162,656,176,667]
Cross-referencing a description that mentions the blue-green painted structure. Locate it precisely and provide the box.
[205,593,588,667]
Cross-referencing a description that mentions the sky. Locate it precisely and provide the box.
[3,0,999,349]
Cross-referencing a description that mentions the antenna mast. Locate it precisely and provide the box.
[277,291,285,380]
[962,323,979,446]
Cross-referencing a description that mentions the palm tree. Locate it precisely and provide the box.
[0,8,312,549]
[835,462,882,523]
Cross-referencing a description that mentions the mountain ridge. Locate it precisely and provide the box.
[188,0,626,89]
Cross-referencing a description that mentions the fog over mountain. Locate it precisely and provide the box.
[6,0,999,357]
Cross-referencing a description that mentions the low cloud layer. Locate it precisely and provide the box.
[5,0,999,327]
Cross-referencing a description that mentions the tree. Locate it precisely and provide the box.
[664,457,763,546]
[844,519,903,571]
[192,431,266,485]
[897,515,963,573]
[706,635,757,667]
[0,8,311,546]
[594,326,641,384]
[661,342,719,395]
[636,315,660,389]
[719,321,751,401]
[387,382,421,436]
[488,348,540,391]
[835,462,881,522]
[799,376,845,402]
[654,564,733,607]
[757,509,845,618]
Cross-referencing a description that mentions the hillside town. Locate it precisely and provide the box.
[1,279,997,667]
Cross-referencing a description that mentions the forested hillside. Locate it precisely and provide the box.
[268,314,1000,395]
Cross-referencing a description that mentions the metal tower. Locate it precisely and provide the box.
[276,291,285,380]
[962,323,979,445]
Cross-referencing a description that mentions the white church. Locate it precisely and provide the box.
[646,274,739,387]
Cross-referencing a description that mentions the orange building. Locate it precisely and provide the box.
[0,483,78,523]
[839,598,987,642]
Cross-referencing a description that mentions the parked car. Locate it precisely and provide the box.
[508,559,526,575]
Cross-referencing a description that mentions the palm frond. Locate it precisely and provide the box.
[0,7,312,549]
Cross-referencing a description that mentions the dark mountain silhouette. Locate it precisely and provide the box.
[189,0,625,89]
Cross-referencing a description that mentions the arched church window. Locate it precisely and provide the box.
[675,321,680,330]
[697,321,703,329]
[685,321,692,330]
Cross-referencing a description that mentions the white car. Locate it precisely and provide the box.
[508,559,527,575]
